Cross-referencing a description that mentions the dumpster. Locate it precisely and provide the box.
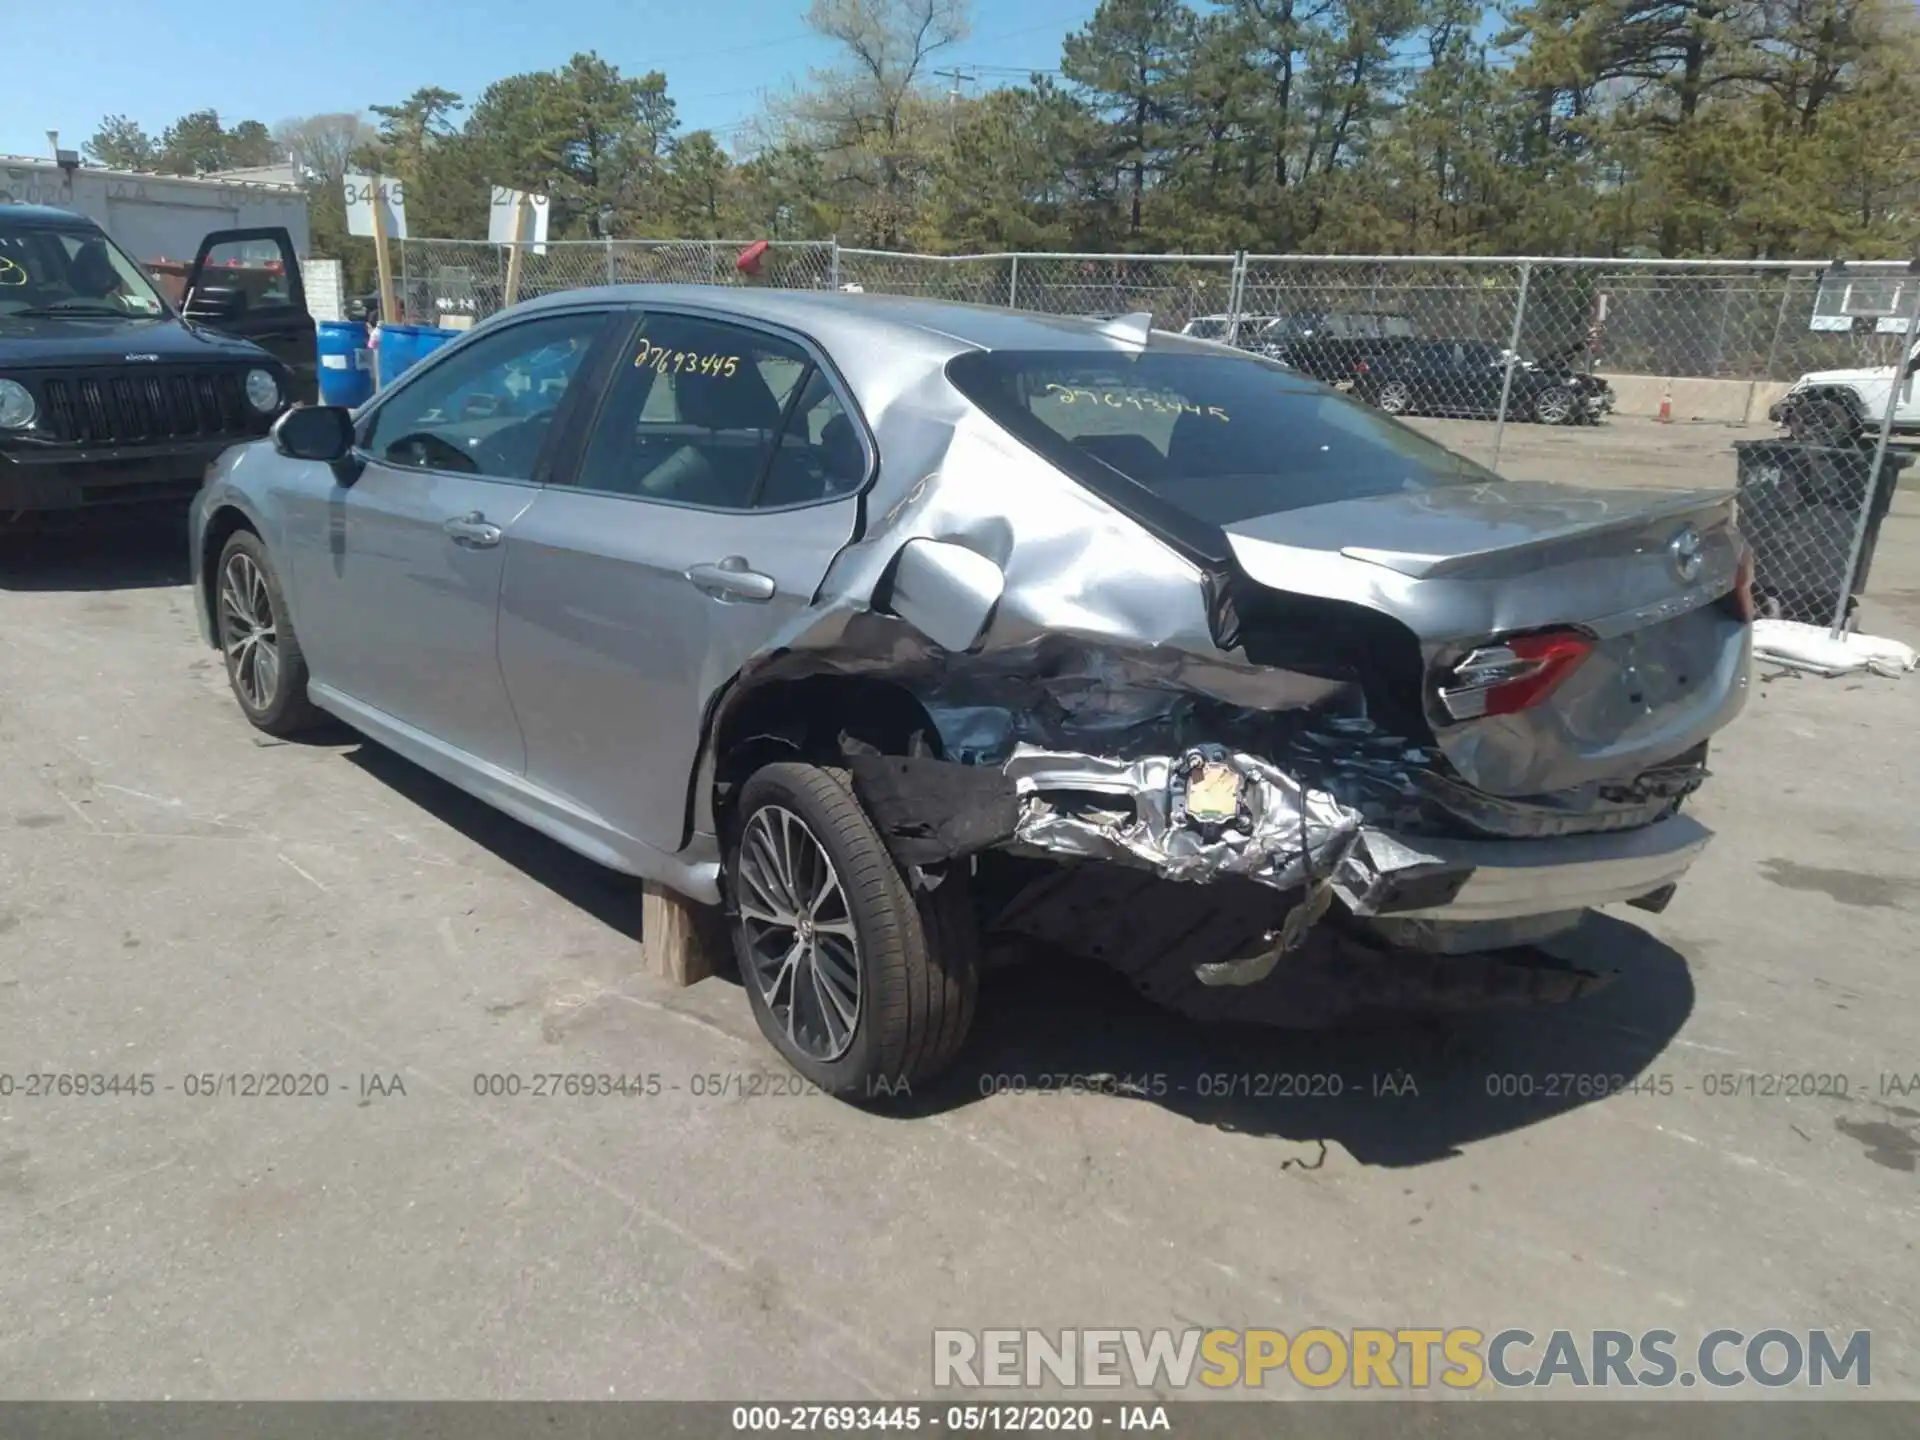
[374,324,458,390]
[1732,440,1913,626]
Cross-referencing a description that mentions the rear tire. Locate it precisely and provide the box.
[1376,381,1413,416]
[729,762,978,1100]
[214,530,324,737]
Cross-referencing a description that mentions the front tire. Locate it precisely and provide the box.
[729,763,978,1099]
[1531,386,1576,425]
[214,530,324,736]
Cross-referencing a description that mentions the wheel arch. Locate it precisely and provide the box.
[698,670,945,851]
[198,500,267,647]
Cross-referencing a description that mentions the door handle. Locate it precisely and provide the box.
[443,511,503,547]
[685,557,776,603]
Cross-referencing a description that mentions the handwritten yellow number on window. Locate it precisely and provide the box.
[1041,382,1227,421]
[636,341,741,378]
[0,256,26,287]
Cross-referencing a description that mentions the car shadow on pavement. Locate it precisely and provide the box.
[0,507,193,591]
[340,741,648,942]
[902,912,1696,1167]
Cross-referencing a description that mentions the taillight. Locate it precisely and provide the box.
[1354,361,1370,374]
[1439,630,1594,720]
[1730,544,1756,622]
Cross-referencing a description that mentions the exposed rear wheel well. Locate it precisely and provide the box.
[200,506,259,644]
[708,674,942,845]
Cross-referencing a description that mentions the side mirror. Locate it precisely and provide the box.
[883,538,1006,653]
[272,405,356,464]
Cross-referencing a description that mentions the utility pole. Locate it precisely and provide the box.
[933,67,975,140]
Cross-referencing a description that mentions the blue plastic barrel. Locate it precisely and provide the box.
[374,323,459,389]
[315,320,374,408]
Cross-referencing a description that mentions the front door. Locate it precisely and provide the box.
[182,227,318,402]
[283,308,610,771]
[498,308,869,854]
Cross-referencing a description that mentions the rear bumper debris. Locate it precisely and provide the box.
[1000,744,1362,894]
[846,724,1711,992]
[1335,813,1714,923]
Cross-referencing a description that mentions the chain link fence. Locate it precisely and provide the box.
[388,236,1916,631]
[392,239,840,325]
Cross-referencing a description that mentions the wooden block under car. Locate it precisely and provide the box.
[642,881,727,987]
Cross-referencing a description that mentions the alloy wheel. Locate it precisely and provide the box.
[736,804,863,1062]
[220,551,279,712]
[1535,388,1574,424]
[1377,382,1412,414]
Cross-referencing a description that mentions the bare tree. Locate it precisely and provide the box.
[782,0,970,245]
[273,112,380,184]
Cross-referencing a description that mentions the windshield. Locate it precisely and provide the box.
[0,221,169,319]
[947,348,1500,527]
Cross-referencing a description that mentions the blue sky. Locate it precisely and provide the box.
[1,0,1096,162]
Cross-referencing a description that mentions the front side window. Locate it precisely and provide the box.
[361,311,603,481]
[946,348,1499,527]
[0,222,167,318]
[568,313,832,510]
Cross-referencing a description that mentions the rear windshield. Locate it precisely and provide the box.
[946,348,1498,527]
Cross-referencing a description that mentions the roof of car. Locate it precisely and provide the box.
[0,203,95,228]
[510,283,1222,357]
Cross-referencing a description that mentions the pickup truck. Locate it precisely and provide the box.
[0,202,314,527]
[1769,345,1920,445]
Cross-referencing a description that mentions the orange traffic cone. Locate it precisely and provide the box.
[1657,381,1673,424]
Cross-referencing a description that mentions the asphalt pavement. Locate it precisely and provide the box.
[1,418,1916,1399]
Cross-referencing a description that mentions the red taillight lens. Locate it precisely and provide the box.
[1355,361,1370,374]
[1439,630,1595,720]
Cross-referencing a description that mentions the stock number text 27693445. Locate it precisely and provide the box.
[635,342,739,377]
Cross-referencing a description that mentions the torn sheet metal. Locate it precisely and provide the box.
[1001,742,1363,897]
[844,752,1021,866]
[1328,827,1462,917]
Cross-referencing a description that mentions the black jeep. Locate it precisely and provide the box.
[1,203,314,527]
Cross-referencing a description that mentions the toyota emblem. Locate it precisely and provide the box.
[1668,525,1704,582]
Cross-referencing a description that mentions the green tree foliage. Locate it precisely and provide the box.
[86,0,1920,258]
[83,115,157,171]
[156,110,237,174]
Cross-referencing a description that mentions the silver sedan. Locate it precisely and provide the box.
[189,287,1753,1099]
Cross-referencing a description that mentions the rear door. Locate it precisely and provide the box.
[1455,342,1513,415]
[182,227,317,403]
[497,307,870,854]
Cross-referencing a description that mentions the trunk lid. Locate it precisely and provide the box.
[1222,480,1752,797]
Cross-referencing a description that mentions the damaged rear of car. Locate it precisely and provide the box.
[701,304,1753,1094]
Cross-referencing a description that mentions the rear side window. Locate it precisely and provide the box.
[945,349,1498,527]
[566,313,862,511]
